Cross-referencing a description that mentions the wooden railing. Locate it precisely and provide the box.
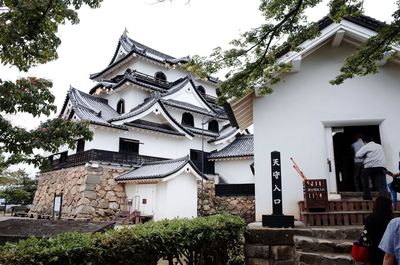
[49,149,166,170]
[131,70,171,89]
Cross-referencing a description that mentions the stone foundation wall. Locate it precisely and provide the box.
[198,180,255,223]
[30,164,129,221]
[245,223,296,265]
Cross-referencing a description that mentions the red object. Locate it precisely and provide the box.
[351,242,369,263]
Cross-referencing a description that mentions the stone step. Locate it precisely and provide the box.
[293,226,363,241]
[297,251,354,265]
[294,235,353,254]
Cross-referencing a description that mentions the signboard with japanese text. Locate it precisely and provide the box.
[262,151,294,228]
[271,151,282,215]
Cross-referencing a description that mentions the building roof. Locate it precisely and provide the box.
[90,33,190,80]
[115,156,206,182]
[125,119,185,136]
[60,87,127,130]
[61,86,236,139]
[209,134,254,160]
[162,99,228,120]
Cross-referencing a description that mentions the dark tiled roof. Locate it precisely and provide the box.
[162,99,228,119]
[108,95,159,122]
[184,126,220,138]
[209,134,254,160]
[125,119,185,136]
[208,126,239,143]
[115,156,206,181]
[61,87,126,130]
[91,34,189,80]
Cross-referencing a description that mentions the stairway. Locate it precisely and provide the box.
[293,226,362,265]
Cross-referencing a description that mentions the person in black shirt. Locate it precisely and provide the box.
[364,194,394,265]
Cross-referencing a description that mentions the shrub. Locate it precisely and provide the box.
[0,213,245,265]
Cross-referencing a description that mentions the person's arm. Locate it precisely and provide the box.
[383,253,396,265]
[355,145,367,159]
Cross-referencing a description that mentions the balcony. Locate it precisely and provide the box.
[48,149,167,171]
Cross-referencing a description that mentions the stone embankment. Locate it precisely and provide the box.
[30,164,129,220]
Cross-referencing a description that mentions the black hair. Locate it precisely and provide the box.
[373,195,393,220]
[362,135,374,143]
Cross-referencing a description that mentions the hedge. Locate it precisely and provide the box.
[0,213,246,265]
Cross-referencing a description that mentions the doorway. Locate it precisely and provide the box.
[332,125,381,192]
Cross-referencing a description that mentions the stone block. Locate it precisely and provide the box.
[77,197,90,206]
[116,192,126,198]
[86,175,102,184]
[246,228,294,246]
[84,191,97,200]
[97,209,106,217]
[98,199,109,209]
[271,246,294,261]
[75,205,95,215]
[245,244,270,259]
[114,185,124,192]
[85,184,96,191]
[246,258,270,265]
[109,202,119,209]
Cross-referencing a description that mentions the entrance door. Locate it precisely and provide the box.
[137,184,155,216]
[332,125,381,192]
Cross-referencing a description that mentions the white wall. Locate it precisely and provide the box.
[85,126,219,158]
[215,159,254,184]
[162,173,198,220]
[124,173,198,220]
[253,42,400,220]
[105,86,149,113]
[124,183,156,216]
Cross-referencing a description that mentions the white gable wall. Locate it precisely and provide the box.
[105,86,149,113]
[124,173,198,221]
[162,172,198,220]
[253,42,400,220]
[215,159,254,184]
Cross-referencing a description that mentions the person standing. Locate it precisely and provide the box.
[379,217,400,265]
[364,195,394,265]
[356,136,387,200]
[351,134,364,191]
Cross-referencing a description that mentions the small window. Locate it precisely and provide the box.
[142,198,147,204]
[119,138,139,154]
[196,85,206,95]
[208,120,219,132]
[76,139,85,153]
[155,72,167,82]
[182,112,194,127]
[117,99,125,114]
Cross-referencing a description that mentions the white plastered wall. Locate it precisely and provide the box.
[215,159,254,184]
[124,172,198,221]
[254,42,400,221]
[85,126,220,158]
[104,86,149,113]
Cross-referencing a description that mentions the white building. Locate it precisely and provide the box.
[226,15,400,221]
[32,32,255,221]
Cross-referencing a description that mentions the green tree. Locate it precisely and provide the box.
[0,0,103,168]
[183,0,400,104]
[0,167,38,205]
